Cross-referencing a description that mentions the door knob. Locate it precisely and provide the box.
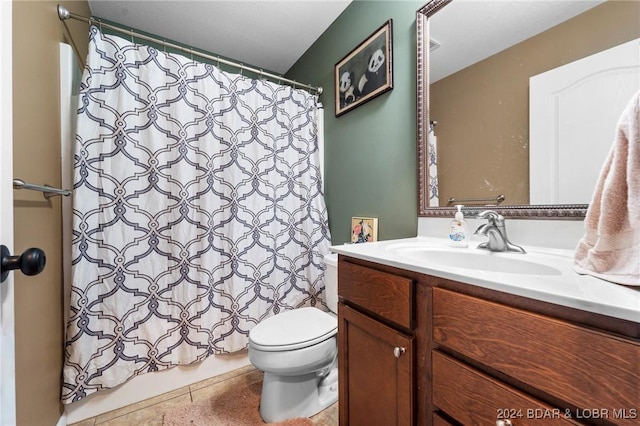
[393,347,406,358]
[1,245,46,283]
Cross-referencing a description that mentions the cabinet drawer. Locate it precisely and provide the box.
[433,288,640,424]
[339,259,413,329]
[433,351,578,425]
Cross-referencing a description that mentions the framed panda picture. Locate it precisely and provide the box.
[334,19,393,117]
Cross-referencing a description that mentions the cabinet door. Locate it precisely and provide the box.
[338,303,414,426]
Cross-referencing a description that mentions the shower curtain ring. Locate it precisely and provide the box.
[240,63,244,76]
[130,29,134,43]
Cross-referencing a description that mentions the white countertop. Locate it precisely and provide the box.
[330,237,640,324]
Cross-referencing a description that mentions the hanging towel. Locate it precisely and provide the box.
[574,90,640,286]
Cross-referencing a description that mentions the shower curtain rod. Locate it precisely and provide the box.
[57,5,323,95]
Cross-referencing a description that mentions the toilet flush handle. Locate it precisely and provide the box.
[393,347,406,358]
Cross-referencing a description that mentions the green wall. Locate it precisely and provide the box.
[287,1,423,244]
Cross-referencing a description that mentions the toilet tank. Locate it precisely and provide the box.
[323,253,338,313]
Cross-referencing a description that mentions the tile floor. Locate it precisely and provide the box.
[70,365,338,426]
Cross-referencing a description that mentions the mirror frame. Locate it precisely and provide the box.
[416,0,588,220]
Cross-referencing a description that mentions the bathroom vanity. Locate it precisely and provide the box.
[333,238,640,425]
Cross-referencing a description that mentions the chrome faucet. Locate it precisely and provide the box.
[474,210,526,253]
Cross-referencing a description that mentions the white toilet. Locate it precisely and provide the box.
[248,253,339,422]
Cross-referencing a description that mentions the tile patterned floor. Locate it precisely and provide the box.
[70,365,338,426]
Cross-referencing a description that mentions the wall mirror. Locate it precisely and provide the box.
[416,0,640,219]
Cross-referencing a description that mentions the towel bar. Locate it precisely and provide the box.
[13,179,72,199]
[447,194,505,205]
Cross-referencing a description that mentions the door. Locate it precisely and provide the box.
[529,38,640,204]
[338,303,414,425]
[0,2,16,424]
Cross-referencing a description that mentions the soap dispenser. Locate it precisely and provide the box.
[449,205,469,248]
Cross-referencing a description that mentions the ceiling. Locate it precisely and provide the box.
[87,0,352,75]
[429,0,606,82]
[87,1,605,80]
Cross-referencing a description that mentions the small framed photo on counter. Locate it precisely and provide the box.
[351,217,378,243]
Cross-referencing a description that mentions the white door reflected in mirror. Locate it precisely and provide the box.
[530,38,640,205]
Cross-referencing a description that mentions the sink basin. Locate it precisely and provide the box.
[389,246,563,276]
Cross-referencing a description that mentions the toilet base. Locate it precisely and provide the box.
[259,363,338,422]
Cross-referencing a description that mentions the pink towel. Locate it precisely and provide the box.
[574,91,640,286]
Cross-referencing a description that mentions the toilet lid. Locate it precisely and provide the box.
[249,307,337,351]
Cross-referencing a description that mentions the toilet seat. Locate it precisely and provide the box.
[249,307,337,352]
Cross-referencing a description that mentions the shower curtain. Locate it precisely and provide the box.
[428,125,439,207]
[62,26,331,404]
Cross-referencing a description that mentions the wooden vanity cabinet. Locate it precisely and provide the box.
[337,257,421,425]
[337,255,640,426]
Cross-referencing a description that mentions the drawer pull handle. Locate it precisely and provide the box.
[393,347,406,358]
[496,420,513,426]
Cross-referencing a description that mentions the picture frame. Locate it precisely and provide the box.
[351,217,378,243]
[335,19,393,117]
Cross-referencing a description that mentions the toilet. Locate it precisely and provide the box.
[248,253,339,422]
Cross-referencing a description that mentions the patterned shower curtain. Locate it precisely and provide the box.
[428,125,439,207]
[62,26,331,404]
